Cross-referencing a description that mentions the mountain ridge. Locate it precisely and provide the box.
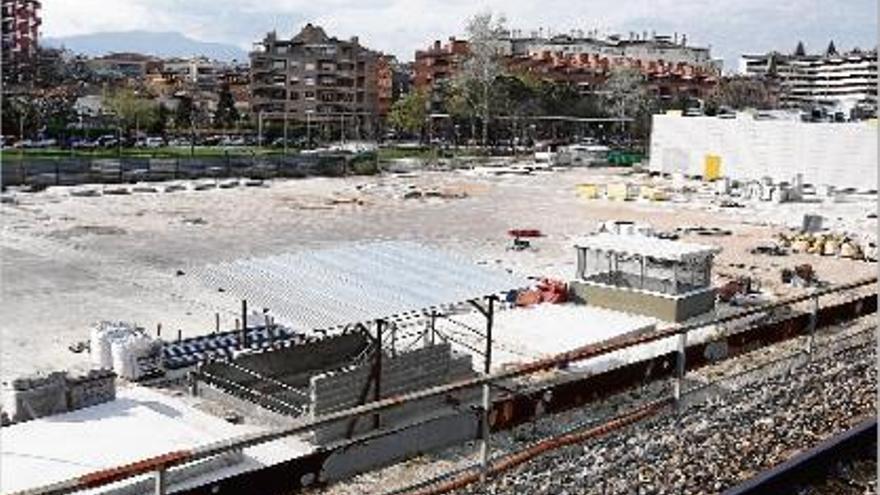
[43,30,249,62]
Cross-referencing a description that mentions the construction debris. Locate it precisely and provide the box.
[777,232,869,260]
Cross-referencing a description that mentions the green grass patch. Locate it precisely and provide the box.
[1,146,296,161]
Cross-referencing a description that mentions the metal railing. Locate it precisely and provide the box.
[13,276,877,495]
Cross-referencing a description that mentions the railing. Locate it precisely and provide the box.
[12,277,877,495]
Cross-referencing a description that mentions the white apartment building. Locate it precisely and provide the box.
[496,30,722,73]
[740,44,877,114]
[163,57,227,88]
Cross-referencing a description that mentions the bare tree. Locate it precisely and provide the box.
[706,77,777,112]
[601,67,653,141]
[459,11,507,146]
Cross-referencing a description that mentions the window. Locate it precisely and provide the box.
[305,91,315,100]
[304,77,315,86]
[272,59,286,70]
[305,62,316,71]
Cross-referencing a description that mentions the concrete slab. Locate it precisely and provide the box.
[443,303,658,370]
[0,385,308,494]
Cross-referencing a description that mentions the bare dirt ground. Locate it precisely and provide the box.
[1,167,876,382]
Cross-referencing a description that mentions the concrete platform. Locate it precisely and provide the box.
[0,385,308,494]
[443,303,659,371]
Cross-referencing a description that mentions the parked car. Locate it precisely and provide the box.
[71,139,98,149]
[144,137,165,148]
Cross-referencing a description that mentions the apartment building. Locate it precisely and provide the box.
[505,30,722,73]
[413,30,719,101]
[507,50,718,101]
[162,57,225,89]
[87,52,162,79]
[740,42,877,114]
[413,37,469,93]
[2,0,41,83]
[250,23,381,139]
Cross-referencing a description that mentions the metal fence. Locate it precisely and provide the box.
[1,153,377,188]
[13,277,877,495]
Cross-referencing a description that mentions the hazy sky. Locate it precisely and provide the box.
[41,0,877,68]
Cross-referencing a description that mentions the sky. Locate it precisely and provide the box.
[41,0,878,70]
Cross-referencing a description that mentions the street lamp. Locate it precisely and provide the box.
[257,110,264,150]
[306,109,314,149]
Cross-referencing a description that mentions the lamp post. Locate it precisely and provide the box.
[306,109,314,149]
[257,110,264,150]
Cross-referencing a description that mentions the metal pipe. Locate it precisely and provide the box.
[806,292,819,356]
[407,398,672,495]
[241,300,248,349]
[673,331,687,409]
[479,296,494,482]
[153,468,165,495]
[374,319,384,430]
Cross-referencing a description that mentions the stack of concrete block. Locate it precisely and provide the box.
[2,372,68,423]
[1,369,117,424]
[308,343,477,443]
[66,369,116,410]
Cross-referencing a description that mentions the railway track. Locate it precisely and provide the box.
[723,418,877,495]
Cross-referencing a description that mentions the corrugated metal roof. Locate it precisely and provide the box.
[573,233,721,262]
[194,241,529,331]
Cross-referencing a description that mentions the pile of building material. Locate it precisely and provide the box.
[741,176,805,203]
[576,182,669,202]
[776,232,872,260]
[90,321,163,380]
[1,369,116,424]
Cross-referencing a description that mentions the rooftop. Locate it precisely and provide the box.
[193,241,530,331]
[573,233,721,262]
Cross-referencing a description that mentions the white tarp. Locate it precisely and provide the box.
[649,115,878,190]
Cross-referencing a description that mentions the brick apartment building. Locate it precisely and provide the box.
[2,0,41,84]
[507,51,719,102]
[250,24,381,139]
[413,37,469,94]
[414,32,718,105]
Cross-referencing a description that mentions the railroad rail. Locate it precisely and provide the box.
[13,276,877,495]
[722,417,877,495]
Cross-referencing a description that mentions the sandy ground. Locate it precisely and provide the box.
[1,167,876,383]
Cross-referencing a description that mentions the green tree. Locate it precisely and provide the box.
[149,103,170,136]
[174,95,194,129]
[104,89,156,137]
[1,96,38,138]
[388,90,428,137]
[214,83,239,129]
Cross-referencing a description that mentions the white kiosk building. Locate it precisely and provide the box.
[571,234,721,322]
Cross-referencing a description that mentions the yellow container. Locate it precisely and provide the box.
[703,154,722,181]
[640,186,668,201]
[576,183,600,199]
[606,183,632,201]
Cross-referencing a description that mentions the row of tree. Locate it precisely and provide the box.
[2,83,243,140]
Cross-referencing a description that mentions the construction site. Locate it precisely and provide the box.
[1,113,878,495]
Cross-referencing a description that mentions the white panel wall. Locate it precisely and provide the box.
[649,115,878,190]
